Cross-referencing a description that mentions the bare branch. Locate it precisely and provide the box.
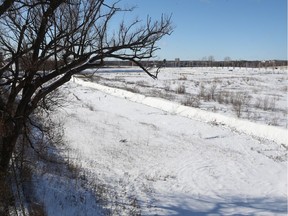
[0,0,173,172]
[0,0,15,16]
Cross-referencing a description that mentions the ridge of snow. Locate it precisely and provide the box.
[74,77,288,146]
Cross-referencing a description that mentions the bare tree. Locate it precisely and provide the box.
[224,56,231,68]
[208,55,214,62]
[208,55,214,67]
[224,56,231,62]
[0,0,172,175]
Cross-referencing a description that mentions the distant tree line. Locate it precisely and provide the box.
[1,51,286,69]
[96,59,288,68]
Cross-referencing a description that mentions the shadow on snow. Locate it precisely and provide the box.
[156,195,287,216]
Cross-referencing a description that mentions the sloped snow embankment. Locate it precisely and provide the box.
[74,77,287,146]
[60,81,287,215]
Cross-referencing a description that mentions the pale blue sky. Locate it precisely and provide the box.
[117,0,287,61]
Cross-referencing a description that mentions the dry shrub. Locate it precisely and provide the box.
[216,91,232,105]
[198,83,218,101]
[136,80,149,87]
[178,75,187,80]
[254,97,262,109]
[254,96,276,111]
[176,84,186,94]
[209,83,217,100]
[164,82,171,92]
[263,96,276,111]
[122,86,141,93]
[231,92,251,117]
[198,83,206,98]
[182,96,200,108]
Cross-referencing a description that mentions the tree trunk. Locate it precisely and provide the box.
[0,135,17,216]
[0,111,18,173]
[0,172,11,216]
[0,115,18,215]
[0,135,17,173]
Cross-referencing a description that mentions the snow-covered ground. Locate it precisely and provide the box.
[85,67,287,128]
[74,77,287,146]
[31,67,287,215]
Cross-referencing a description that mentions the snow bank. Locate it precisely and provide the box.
[74,77,288,146]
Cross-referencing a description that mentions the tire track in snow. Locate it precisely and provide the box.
[175,148,249,199]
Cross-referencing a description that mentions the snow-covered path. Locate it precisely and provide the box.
[59,81,287,215]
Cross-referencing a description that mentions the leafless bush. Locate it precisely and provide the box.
[231,92,251,117]
[163,92,176,100]
[148,89,161,97]
[149,89,175,100]
[198,84,211,101]
[182,96,201,108]
[216,91,224,104]
[263,96,276,111]
[176,84,186,94]
[114,76,126,82]
[164,82,171,92]
[267,117,280,126]
[178,75,187,80]
[255,96,276,111]
[122,86,141,94]
[282,86,288,92]
[198,83,218,101]
[199,83,206,98]
[269,97,276,111]
[90,76,102,82]
[136,80,149,87]
[209,83,217,101]
[204,92,212,101]
[223,91,231,104]
[254,97,262,109]
[263,96,270,111]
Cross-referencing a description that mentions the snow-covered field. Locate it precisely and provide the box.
[33,67,287,215]
[86,67,287,128]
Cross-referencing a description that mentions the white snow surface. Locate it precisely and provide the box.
[48,78,287,215]
[74,77,287,146]
[85,67,288,129]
